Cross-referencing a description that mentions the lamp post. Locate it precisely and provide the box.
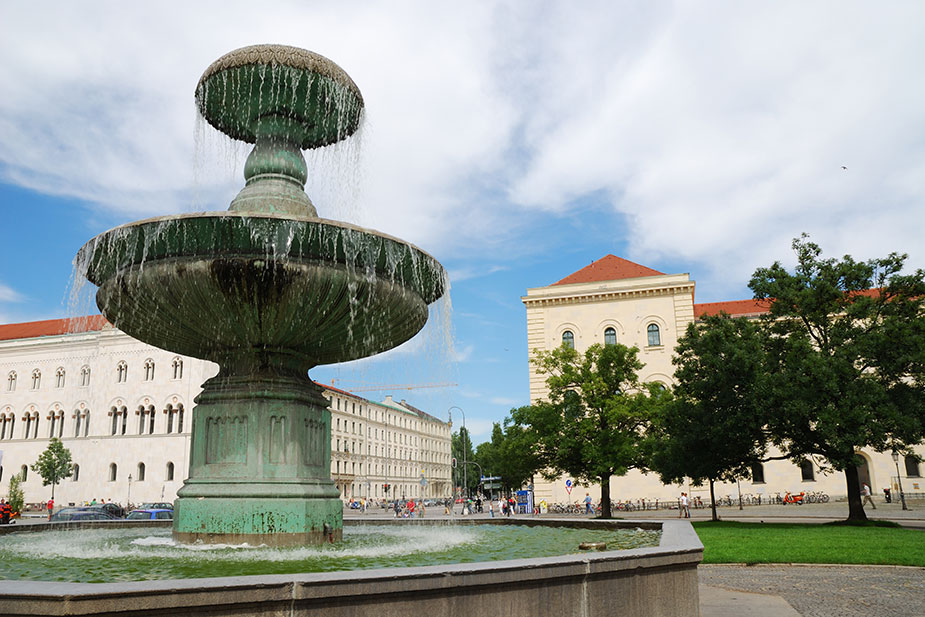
[127,473,133,510]
[891,451,908,511]
[448,406,466,498]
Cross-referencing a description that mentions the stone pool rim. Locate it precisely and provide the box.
[0,518,702,617]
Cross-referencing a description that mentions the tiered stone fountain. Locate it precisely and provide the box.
[78,44,446,546]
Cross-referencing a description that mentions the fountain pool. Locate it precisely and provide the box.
[0,523,660,583]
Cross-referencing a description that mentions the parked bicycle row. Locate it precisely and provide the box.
[542,490,830,514]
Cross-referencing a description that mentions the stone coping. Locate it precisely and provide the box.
[0,519,702,616]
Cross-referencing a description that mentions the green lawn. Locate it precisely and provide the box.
[692,521,925,566]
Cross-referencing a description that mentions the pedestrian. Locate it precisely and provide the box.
[488,502,494,518]
[0,499,10,524]
[584,492,593,515]
[883,487,892,503]
[679,492,691,518]
[47,498,54,520]
[861,483,877,509]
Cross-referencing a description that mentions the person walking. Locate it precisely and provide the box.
[584,493,593,515]
[679,492,691,518]
[861,483,877,509]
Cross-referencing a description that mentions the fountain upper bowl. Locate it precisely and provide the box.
[78,212,446,368]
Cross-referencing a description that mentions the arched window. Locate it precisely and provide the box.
[148,405,155,434]
[800,459,815,482]
[905,456,921,478]
[74,411,82,438]
[0,466,3,482]
[83,410,90,437]
[72,464,80,482]
[80,366,91,387]
[55,367,65,388]
[647,323,661,347]
[31,369,41,390]
[604,327,617,346]
[166,461,175,482]
[109,463,117,482]
[120,406,127,435]
[143,358,155,381]
[20,465,28,482]
[110,407,119,436]
[137,462,146,482]
[138,406,147,434]
[172,357,183,380]
[751,463,765,484]
[177,404,184,433]
[116,361,127,383]
[6,371,15,392]
[562,330,575,349]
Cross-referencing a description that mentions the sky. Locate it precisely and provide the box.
[2,2,924,445]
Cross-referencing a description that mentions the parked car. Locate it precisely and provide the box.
[86,503,125,518]
[126,508,173,520]
[50,508,117,522]
[138,502,174,510]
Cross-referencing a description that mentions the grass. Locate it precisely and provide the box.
[692,521,925,566]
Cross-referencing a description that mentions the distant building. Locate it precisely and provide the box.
[0,318,451,507]
[523,255,924,504]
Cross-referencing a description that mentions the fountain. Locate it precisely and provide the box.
[76,44,446,546]
[0,45,703,616]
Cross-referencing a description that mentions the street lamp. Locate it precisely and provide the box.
[891,451,908,511]
[127,473,133,509]
[448,406,466,498]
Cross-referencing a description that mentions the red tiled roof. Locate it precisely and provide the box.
[694,299,772,319]
[0,315,108,342]
[553,255,664,286]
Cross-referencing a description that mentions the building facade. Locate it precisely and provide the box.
[0,318,451,508]
[523,255,924,505]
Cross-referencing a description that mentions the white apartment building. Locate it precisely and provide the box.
[524,255,924,505]
[0,317,451,507]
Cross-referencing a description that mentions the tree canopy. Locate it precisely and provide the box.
[474,418,541,494]
[30,437,73,500]
[451,426,478,497]
[749,235,925,521]
[513,342,662,518]
[648,313,769,520]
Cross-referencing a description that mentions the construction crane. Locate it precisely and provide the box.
[329,379,457,392]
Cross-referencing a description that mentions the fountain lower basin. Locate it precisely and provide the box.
[0,518,702,616]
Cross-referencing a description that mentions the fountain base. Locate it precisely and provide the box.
[173,496,343,546]
[172,369,342,546]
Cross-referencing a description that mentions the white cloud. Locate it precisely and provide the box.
[0,283,24,304]
[1,2,923,302]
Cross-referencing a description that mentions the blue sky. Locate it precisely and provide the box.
[2,2,924,444]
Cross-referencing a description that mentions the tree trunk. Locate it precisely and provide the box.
[844,461,868,522]
[600,473,612,518]
[709,478,718,522]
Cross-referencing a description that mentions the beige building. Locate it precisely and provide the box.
[523,255,924,505]
[0,318,451,508]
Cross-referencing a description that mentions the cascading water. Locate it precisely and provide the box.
[74,44,448,546]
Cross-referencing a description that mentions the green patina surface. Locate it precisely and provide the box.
[174,496,343,543]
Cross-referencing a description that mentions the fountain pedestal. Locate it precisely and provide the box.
[174,369,341,546]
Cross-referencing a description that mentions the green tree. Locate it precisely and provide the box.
[749,235,925,521]
[474,419,541,495]
[30,437,74,501]
[647,314,769,521]
[451,426,477,497]
[8,472,24,515]
[514,342,661,518]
